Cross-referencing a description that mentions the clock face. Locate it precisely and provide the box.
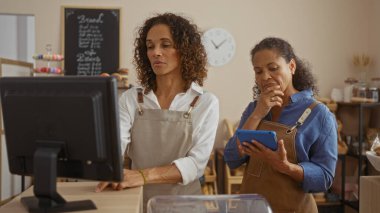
[202,28,236,67]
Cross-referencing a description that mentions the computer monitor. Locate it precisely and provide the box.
[0,76,123,212]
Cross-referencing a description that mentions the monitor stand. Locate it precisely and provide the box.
[21,144,97,213]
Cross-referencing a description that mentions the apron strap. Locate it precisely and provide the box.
[136,89,201,118]
[137,88,144,115]
[183,95,200,118]
[286,101,320,134]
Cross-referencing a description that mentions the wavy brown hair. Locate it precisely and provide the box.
[133,13,208,93]
[250,37,318,99]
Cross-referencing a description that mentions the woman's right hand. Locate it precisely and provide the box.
[238,84,284,150]
[116,169,145,189]
[252,84,284,119]
[95,182,119,192]
[95,169,145,192]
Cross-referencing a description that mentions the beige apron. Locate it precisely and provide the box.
[127,89,202,212]
[240,102,319,213]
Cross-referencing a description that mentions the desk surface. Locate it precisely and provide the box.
[0,182,142,213]
[360,176,380,213]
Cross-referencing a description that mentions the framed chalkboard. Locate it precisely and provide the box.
[62,7,120,75]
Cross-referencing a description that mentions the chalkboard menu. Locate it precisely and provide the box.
[63,7,120,75]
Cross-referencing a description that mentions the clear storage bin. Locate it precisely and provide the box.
[344,77,358,102]
[367,87,379,102]
[147,194,272,213]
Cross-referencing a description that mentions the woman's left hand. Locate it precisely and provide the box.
[241,139,291,174]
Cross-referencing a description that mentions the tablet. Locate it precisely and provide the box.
[236,129,278,151]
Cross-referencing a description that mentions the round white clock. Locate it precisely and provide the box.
[202,28,236,67]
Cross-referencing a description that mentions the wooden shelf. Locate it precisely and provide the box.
[336,102,380,211]
[337,101,380,107]
[203,152,218,195]
[316,201,342,206]
[225,163,245,194]
[342,200,359,210]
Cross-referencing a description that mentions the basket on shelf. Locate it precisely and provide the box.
[202,152,218,195]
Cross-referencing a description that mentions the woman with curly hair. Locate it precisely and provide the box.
[224,37,337,212]
[96,13,219,211]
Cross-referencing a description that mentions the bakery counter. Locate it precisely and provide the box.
[0,182,142,213]
[360,176,380,213]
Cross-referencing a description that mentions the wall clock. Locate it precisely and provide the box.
[202,28,236,67]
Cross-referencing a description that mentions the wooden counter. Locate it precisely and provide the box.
[0,182,142,213]
[360,176,380,213]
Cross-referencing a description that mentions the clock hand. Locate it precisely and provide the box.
[216,39,227,49]
[211,40,218,49]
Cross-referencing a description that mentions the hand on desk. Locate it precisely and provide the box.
[95,169,144,192]
[95,165,183,192]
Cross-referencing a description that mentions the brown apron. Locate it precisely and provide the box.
[127,89,201,212]
[240,102,319,213]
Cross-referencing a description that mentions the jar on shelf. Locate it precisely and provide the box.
[344,77,358,102]
[369,77,380,102]
[353,82,367,99]
[367,87,379,102]
[352,85,368,102]
[358,86,367,99]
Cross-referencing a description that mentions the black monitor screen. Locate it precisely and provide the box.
[0,76,123,212]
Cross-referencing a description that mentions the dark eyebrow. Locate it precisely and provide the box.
[253,66,261,70]
[146,37,172,42]
[160,38,172,42]
[267,62,278,66]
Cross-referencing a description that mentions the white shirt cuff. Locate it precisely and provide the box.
[173,158,197,185]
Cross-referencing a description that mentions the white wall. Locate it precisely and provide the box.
[0,15,34,63]
[369,0,380,78]
[0,15,18,60]
[0,0,379,146]
[0,14,34,201]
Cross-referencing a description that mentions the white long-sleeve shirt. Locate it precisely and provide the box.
[119,82,219,185]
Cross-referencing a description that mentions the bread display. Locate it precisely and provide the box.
[370,134,380,156]
[375,146,380,156]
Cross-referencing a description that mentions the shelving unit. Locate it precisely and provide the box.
[336,101,380,212]
[220,119,244,194]
[215,148,243,194]
[224,162,245,194]
[202,152,218,195]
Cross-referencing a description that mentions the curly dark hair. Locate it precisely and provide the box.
[250,37,318,99]
[133,13,208,93]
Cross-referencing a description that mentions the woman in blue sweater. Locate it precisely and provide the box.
[224,37,337,213]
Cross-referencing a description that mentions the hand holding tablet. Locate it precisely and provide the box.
[236,129,278,151]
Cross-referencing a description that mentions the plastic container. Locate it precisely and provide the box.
[367,87,379,102]
[366,151,380,171]
[344,78,358,102]
[147,194,273,213]
[331,88,343,102]
[370,77,380,102]
[352,82,368,102]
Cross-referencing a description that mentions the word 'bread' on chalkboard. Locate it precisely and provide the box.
[63,7,120,76]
